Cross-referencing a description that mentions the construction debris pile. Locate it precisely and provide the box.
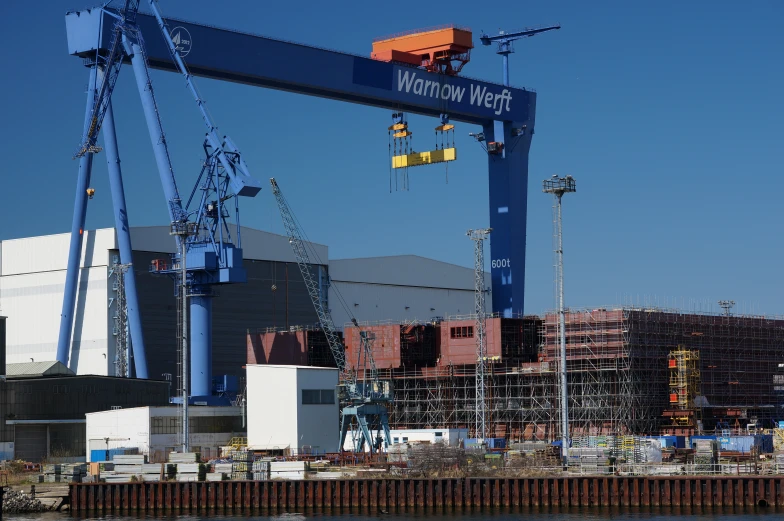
[1,490,51,513]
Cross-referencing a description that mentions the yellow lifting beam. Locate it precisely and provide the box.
[392,147,456,169]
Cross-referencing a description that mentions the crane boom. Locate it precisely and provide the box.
[147,0,262,198]
[270,178,393,454]
[269,178,354,387]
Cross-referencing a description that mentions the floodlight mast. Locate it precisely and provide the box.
[543,175,575,467]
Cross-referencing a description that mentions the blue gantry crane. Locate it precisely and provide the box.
[63,6,559,382]
[60,0,261,401]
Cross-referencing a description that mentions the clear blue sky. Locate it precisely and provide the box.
[0,1,782,316]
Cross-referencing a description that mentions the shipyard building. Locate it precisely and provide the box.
[254,308,784,442]
[0,226,483,385]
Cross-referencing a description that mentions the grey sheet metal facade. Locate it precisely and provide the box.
[131,251,318,385]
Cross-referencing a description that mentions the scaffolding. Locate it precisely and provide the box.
[374,308,784,440]
[256,307,784,441]
[662,347,701,435]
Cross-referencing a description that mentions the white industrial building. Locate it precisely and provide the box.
[85,405,243,462]
[343,428,469,452]
[0,226,482,383]
[246,365,338,454]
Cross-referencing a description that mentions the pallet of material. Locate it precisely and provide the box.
[113,464,143,474]
[213,463,233,474]
[113,455,146,464]
[141,474,162,482]
[176,474,200,482]
[231,471,252,480]
[176,463,205,474]
[168,452,200,463]
[230,450,252,462]
[232,461,250,472]
[141,463,163,474]
[206,472,226,482]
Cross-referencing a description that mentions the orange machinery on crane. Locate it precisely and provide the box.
[371,24,473,76]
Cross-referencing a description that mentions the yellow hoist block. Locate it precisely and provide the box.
[392,147,456,169]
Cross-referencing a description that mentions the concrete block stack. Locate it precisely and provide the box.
[270,461,309,480]
[167,452,204,481]
[207,462,232,481]
[141,463,163,482]
[102,454,146,482]
[41,463,87,483]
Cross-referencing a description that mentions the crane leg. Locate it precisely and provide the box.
[57,64,98,368]
[190,294,213,397]
[339,411,351,453]
[99,67,149,379]
[484,120,533,317]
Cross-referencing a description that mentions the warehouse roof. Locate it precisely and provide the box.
[4,361,75,378]
[329,255,488,290]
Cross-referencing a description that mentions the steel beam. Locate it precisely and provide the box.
[57,64,98,367]
[99,67,148,378]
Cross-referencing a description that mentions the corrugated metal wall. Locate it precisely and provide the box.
[0,376,170,454]
[132,252,318,384]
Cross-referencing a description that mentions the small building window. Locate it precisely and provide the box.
[302,389,335,405]
[402,437,409,443]
[393,437,399,444]
[435,432,443,437]
[450,326,474,339]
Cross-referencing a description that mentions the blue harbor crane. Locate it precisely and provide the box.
[59,0,261,402]
[480,25,561,87]
[270,178,393,454]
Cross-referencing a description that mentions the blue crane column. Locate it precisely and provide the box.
[189,293,212,397]
[57,65,98,366]
[479,25,560,316]
[98,67,149,378]
[125,32,220,398]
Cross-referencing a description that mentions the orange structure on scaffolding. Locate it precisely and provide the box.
[371,25,473,75]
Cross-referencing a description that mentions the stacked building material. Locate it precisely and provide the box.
[252,459,271,480]
[176,463,206,482]
[206,462,232,481]
[568,447,610,474]
[40,463,87,483]
[166,452,204,482]
[101,455,146,482]
[775,454,784,474]
[40,464,62,483]
[141,463,163,482]
[693,439,718,473]
[230,450,253,480]
[270,461,309,480]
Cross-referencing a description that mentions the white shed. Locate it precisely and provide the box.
[85,405,243,462]
[246,365,339,455]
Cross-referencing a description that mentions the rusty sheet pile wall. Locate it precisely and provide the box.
[69,476,784,511]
